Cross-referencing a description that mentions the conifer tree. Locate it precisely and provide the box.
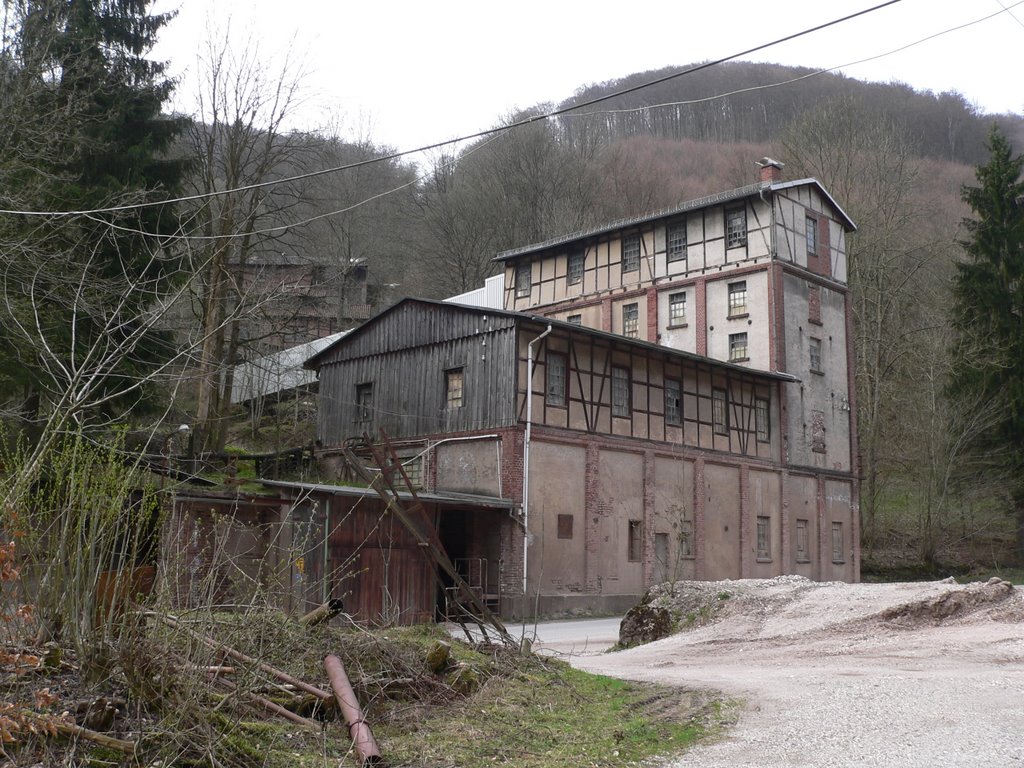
[949,126,1024,561]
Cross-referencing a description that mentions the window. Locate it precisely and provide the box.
[755,398,770,442]
[557,514,574,539]
[515,263,531,298]
[756,516,771,560]
[668,292,686,326]
[831,521,845,563]
[546,352,567,407]
[445,368,464,409]
[811,409,826,453]
[628,519,642,562]
[809,337,823,373]
[355,383,373,422]
[726,207,747,248]
[612,366,631,417]
[796,519,810,562]
[729,332,748,361]
[622,303,639,338]
[622,233,641,272]
[566,314,582,325]
[667,220,687,263]
[664,379,681,426]
[808,284,822,324]
[712,388,728,435]
[401,456,423,488]
[680,520,694,558]
[567,249,585,285]
[728,281,747,317]
[806,215,818,255]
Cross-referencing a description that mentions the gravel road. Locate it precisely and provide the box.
[571,577,1024,768]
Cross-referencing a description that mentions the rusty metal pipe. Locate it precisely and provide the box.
[324,654,384,766]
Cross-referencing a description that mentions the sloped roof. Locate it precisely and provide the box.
[494,178,856,263]
[230,329,351,404]
[304,296,799,383]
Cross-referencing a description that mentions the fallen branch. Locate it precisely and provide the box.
[18,711,136,755]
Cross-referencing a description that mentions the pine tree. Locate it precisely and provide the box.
[0,0,188,424]
[949,125,1024,561]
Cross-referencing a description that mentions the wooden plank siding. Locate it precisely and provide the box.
[315,301,519,443]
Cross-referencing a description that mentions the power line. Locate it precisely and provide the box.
[0,0,904,220]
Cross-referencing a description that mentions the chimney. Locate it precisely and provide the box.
[757,157,784,183]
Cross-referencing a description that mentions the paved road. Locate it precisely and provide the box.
[449,615,621,655]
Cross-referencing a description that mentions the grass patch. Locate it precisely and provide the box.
[381,660,721,767]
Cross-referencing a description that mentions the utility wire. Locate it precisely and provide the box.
[0,0,904,219]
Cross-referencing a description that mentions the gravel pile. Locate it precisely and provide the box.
[575,578,1024,767]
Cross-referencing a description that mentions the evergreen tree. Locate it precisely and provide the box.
[949,125,1024,561]
[0,0,188,424]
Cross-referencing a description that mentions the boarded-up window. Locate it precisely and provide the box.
[355,382,373,422]
[612,366,631,418]
[811,409,826,453]
[446,368,464,409]
[808,284,822,324]
[628,520,642,562]
[755,397,770,442]
[546,352,567,407]
[757,516,771,560]
[680,520,694,558]
[665,379,681,426]
[796,518,810,562]
[713,388,729,435]
[832,521,844,563]
[557,514,574,539]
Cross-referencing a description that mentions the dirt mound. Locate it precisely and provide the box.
[878,577,1022,626]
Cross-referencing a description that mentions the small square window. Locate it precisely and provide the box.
[557,514,574,539]
[515,263,531,298]
[729,332,748,361]
[755,397,770,442]
[566,314,582,325]
[628,519,643,562]
[680,519,694,558]
[355,383,373,422]
[622,303,639,338]
[622,233,641,272]
[756,516,771,560]
[712,388,728,435]
[809,337,823,373]
[726,207,747,248]
[796,518,810,563]
[667,220,687,263]
[612,366,631,418]
[806,215,818,255]
[665,379,681,426]
[546,352,567,407]
[832,521,844,563]
[446,368,464,409]
[728,281,747,317]
[401,455,423,488]
[567,249,585,285]
[668,292,686,326]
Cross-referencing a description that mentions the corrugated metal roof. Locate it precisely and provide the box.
[494,178,856,262]
[258,479,515,510]
[230,329,351,404]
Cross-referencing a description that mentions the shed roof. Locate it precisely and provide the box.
[493,178,856,263]
[258,479,515,511]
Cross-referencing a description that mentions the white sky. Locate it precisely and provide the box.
[152,0,1024,153]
